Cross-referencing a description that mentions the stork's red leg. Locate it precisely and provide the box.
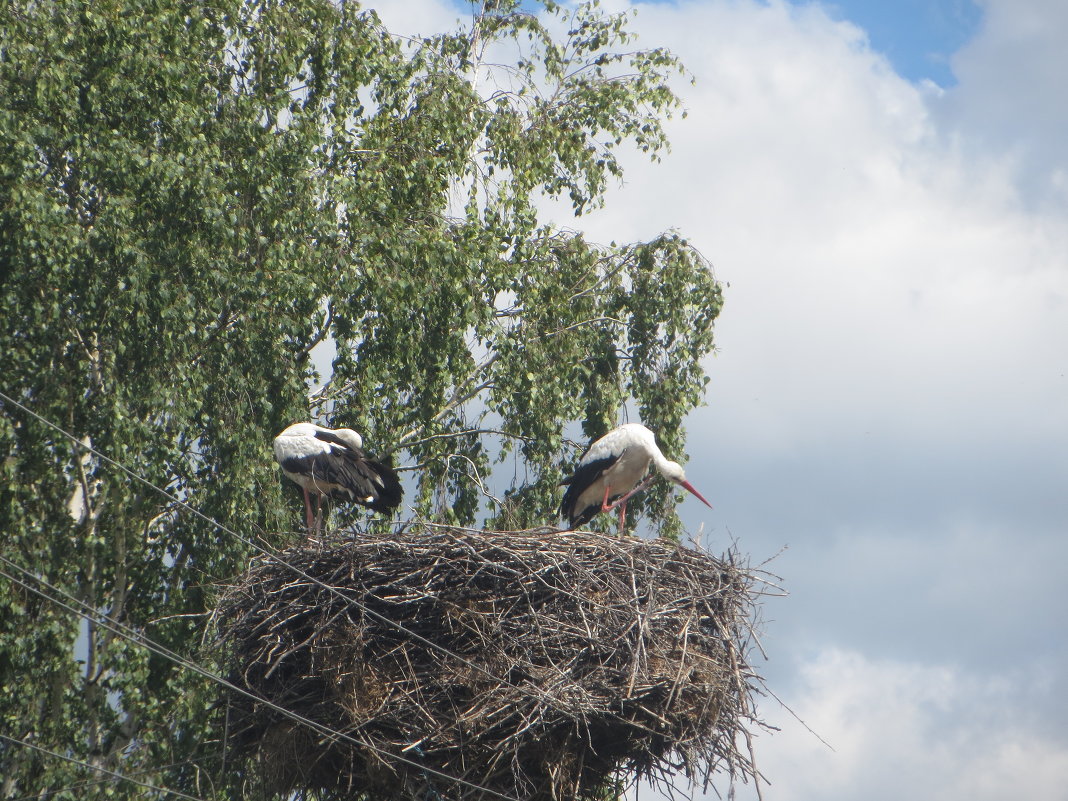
[303,488,315,534]
[618,501,627,535]
[600,482,614,513]
[609,475,655,510]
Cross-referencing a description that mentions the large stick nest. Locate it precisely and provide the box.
[214,525,768,801]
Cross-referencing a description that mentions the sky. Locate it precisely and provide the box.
[823,0,982,86]
[372,1,1068,798]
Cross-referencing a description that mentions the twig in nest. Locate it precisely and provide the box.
[214,525,771,801]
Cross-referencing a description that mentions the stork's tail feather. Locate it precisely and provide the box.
[361,460,403,514]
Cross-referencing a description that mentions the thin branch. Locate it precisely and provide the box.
[395,355,499,444]
[394,427,533,452]
[301,303,334,357]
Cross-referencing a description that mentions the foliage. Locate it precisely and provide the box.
[0,0,722,798]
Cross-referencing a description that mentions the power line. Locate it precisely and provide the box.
[0,557,526,801]
[0,388,585,801]
[0,734,209,801]
[0,388,573,713]
[4,758,217,801]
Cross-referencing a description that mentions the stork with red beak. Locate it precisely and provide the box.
[273,422,402,534]
[559,423,712,533]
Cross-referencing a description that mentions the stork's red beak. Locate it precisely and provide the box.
[680,480,713,509]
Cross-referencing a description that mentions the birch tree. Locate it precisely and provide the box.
[0,0,722,796]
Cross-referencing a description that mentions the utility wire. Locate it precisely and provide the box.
[0,395,558,801]
[4,758,217,801]
[0,388,582,800]
[0,557,526,801]
[0,389,681,800]
[0,388,571,714]
[0,734,209,801]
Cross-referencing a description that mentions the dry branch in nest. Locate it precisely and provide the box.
[214,525,769,801]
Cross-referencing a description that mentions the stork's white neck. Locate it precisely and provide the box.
[654,454,686,482]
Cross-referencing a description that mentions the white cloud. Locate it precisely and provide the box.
[561,1,1068,567]
[728,648,1068,801]
[367,0,466,38]
[575,0,1068,464]
[937,0,1068,206]
[762,517,1068,670]
[354,3,1068,796]
[568,4,1068,798]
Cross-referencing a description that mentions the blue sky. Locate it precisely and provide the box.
[824,0,982,85]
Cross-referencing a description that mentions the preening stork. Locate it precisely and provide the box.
[559,423,712,534]
[273,422,403,534]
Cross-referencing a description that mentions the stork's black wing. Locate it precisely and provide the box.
[306,429,401,512]
[345,454,403,513]
[281,448,400,516]
[317,449,399,513]
[559,452,622,526]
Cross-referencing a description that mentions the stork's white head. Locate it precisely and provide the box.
[330,427,364,450]
[660,460,687,484]
[659,459,713,510]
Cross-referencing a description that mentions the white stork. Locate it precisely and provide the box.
[272,422,403,534]
[559,423,712,533]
